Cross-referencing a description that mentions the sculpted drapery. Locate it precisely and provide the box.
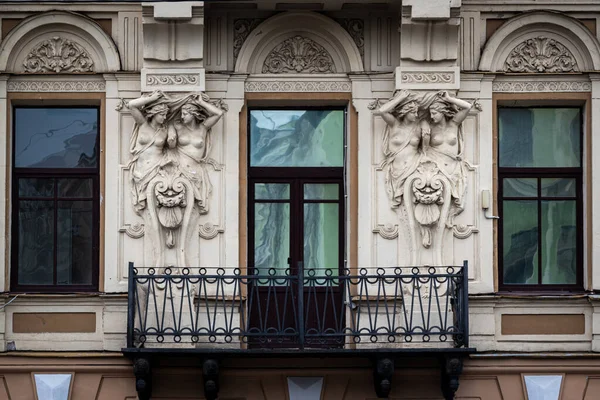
[375,90,477,263]
[127,91,225,269]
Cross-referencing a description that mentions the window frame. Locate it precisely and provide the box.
[10,105,101,293]
[247,106,347,279]
[497,105,584,292]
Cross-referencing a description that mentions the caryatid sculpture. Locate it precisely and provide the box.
[127,91,226,269]
[374,90,478,265]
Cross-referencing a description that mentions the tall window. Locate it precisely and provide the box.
[498,107,582,290]
[11,107,100,292]
[248,108,345,346]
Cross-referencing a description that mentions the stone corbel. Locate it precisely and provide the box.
[202,359,219,400]
[133,357,152,400]
[373,357,394,398]
[399,0,461,64]
[441,356,464,400]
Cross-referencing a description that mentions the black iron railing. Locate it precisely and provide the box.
[126,262,469,350]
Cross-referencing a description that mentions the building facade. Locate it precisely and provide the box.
[0,0,600,399]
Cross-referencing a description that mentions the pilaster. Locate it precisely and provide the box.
[141,1,205,92]
[397,0,461,90]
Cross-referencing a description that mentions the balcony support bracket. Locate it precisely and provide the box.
[203,359,220,400]
[373,357,394,398]
[133,357,152,400]
[441,355,464,400]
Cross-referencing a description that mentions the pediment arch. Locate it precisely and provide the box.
[234,11,363,74]
[0,11,121,73]
[479,11,600,72]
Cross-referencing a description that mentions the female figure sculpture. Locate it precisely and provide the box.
[375,89,428,208]
[128,90,174,214]
[170,94,224,214]
[426,91,473,220]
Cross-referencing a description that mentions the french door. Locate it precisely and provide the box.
[247,108,345,348]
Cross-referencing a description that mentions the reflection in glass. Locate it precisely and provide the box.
[19,178,54,197]
[541,200,576,284]
[499,108,580,168]
[254,203,290,284]
[57,201,94,285]
[541,178,576,198]
[15,108,98,168]
[250,110,344,167]
[503,178,537,197]
[304,203,339,283]
[503,200,538,284]
[304,184,339,200]
[18,200,54,285]
[254,183,290,200]
[58,178,93,198]
[34,374,72,400]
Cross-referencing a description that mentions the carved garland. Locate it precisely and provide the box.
[23,36,94,73]
[503,36,578,73]
[262,36,336,74]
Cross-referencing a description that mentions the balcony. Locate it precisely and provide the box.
[123,263,473,400]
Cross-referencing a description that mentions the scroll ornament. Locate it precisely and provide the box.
[127,91,227,269]
[374,90,480,264]
[23,36,94,73]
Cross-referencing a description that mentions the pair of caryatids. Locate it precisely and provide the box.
[127,91,225,253]
[375,90,477,248]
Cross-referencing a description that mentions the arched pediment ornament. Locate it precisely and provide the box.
[504,37,578,73]
[262,36,336,74]
[23,36,94,73]
[479,11,600,72]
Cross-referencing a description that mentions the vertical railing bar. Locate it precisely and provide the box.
[297,262,305,349]
[463,261,469,348]
[127,262,135,348]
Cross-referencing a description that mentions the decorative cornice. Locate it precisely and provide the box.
[335,18,364,60]
[504,36,579,73]
[492,81,591,92]
[233,18,265,65]
[245,80,351,92]
[146,74,199,86]
[401,72,455,84]
[23,36,94,73]
[262,36,336,74]
[7,80,105,92]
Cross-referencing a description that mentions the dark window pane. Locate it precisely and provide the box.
[541,200,577,284]
[57,201,94,285]
[503,200,538,285]
[58,178,93,198]
[503,178,537,197]
[15,108,98,168]
[254,203,290,284]
[18,201,54,285]
[541,178,577,198]
[250,110,344,167]
[499,108,580,168]
[19,178,54,197]
[304,184,339,200]
[304,203,339,282]
[254,183,290,200]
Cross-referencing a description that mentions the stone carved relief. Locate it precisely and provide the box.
[262,36,336,74]
[23,36,94,73]
[335,18,364,60]
[233,18,265,64]
[504,37,579,73]
[127,91,226,269]
[146,74,199,86]
[7,80,105,92]
[492,81,591,92]
[401,72,455,84]
[373,90,480,265]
